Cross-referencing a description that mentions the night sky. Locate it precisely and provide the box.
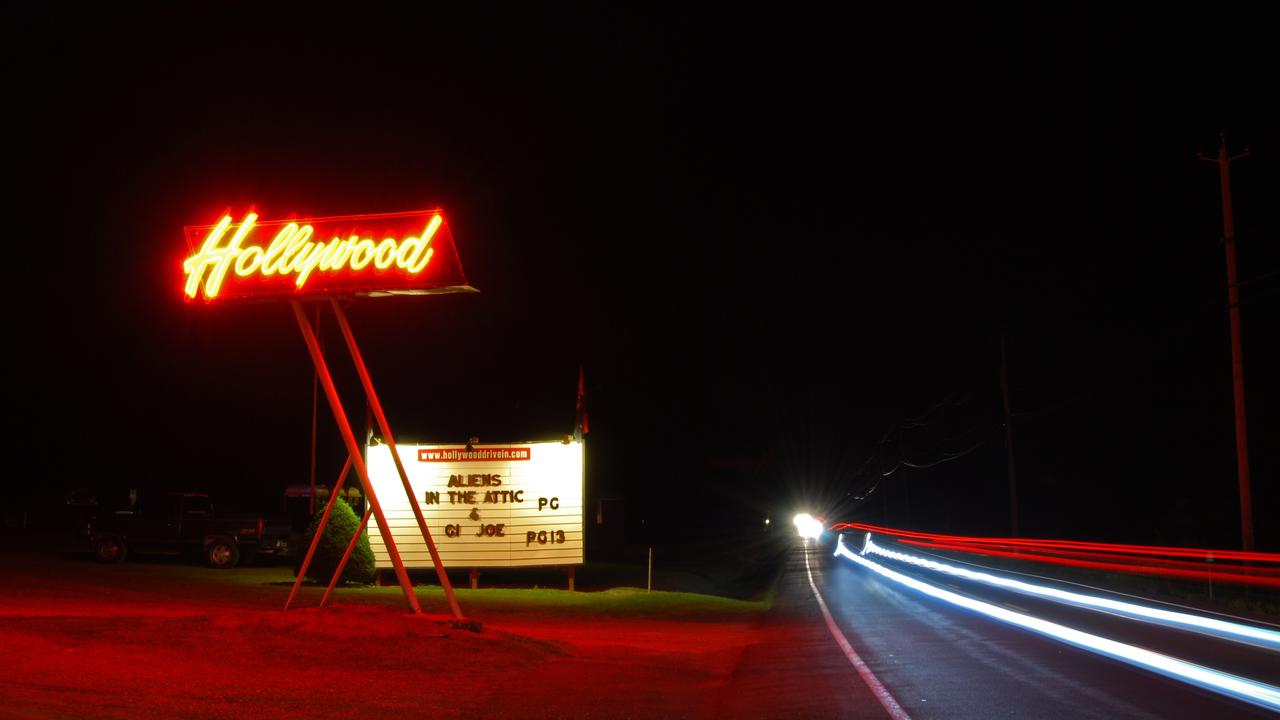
[12,4,1279,551]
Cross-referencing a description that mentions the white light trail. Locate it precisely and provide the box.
[834,535,1280,713]
[861,535,1280,652]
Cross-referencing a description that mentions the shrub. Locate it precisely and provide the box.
[294,498,376,585]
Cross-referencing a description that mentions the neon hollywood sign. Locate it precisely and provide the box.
[182,209,473,301]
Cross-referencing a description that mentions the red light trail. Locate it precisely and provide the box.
[897,539,1280,589]
[827,522,1280,588]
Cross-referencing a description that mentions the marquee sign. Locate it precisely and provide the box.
[182,209,473,301]
[365,441,584,568]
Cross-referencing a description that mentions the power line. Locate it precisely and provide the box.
[845,390,996,502]
[901,426,1000,469]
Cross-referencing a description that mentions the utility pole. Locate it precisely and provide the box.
[1200,132,1253,551]
[1000,332,1018,537]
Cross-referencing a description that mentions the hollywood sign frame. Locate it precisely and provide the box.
[183,208,477,617]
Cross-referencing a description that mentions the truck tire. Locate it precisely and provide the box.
[94,535,127,563]
[206,539,240,569]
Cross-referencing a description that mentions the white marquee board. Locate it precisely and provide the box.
[365,441,583,568]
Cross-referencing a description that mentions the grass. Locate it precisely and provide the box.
[81,553,775,620]
[339,582,771,618]
[13,527,780,622]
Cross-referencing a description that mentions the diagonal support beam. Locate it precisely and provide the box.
[330,299,464,619]
[320,507,375,608]
[289,300,421,614]
[285,457,350,610]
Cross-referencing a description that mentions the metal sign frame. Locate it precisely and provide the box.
[183,207,472,617]
[283,298,463,618]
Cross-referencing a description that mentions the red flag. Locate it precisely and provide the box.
[575,366,589,441]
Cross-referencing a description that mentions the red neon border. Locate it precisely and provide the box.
[182,208,475,302]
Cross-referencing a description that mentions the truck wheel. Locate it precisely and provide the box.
[95,535,127,563]
[206,539,240,569]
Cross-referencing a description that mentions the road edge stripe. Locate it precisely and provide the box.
[804,543,913,720]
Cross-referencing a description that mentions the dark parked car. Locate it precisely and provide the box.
[87,492,292,568]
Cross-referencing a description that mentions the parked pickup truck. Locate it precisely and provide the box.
[87,492,292,568]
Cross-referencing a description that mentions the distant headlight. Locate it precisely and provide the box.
[793,513,824,540]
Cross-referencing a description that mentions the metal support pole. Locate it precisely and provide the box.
[330,298,464,619]
[320,507,374,608]
[290,300,421,614]
[647,547,653,592]
[285,457,351,610]
[309,306,321,515]
[567,566,575,592]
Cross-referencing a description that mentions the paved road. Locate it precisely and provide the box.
[726,538,1278,719]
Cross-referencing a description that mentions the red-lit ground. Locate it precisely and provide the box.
[0,535,810,719]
